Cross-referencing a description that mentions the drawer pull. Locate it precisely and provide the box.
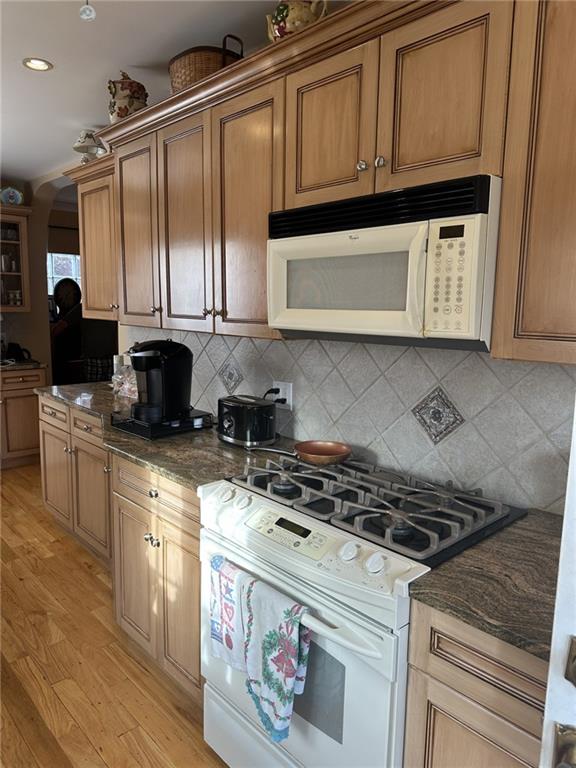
[148,488,159,498]
[47,408,56,417]
[83,424,93,432]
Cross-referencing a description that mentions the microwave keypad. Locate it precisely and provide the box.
[426,225,473,336]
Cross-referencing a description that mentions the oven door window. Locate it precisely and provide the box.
[293,640,345,744]
[287,251,409,311]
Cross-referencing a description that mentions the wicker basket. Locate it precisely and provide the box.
[169,34,244,94]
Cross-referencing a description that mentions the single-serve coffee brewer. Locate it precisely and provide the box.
[111,339,212,439]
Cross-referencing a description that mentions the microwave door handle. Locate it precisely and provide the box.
[301,613,383,659]
[407,228,428,335]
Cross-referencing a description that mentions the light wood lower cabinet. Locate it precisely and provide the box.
[405,668,541,768]
[71,436,112,559]
[39,419,73,530]
[112,456,202,701]
[1,368,46,468]
[405,601,547,768]
[38,398,112,563]
[113,493,158,657]
[158,517,201,695]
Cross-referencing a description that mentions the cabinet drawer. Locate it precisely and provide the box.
[71,408,103,446]
[2,368,46,390]
[38,395,70,430]
[409,601,547,737]
[112,457,200,525]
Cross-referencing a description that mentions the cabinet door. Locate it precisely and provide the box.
[376,1,513,191]
[115,134,161,327]
[405,667,542,768]
[212,81,284,339]
[157,112,213,332]
[158,518,201,695]
[78,174,118,320]
[71,437,111,560]
[39,420,72,530]
[492,1,576,363]
[285,41,379,207]
[112,494,158,656]
[1,388,40,460]
[0,210,31,312]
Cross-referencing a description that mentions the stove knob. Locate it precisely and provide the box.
[219,488,235,503]
[337,541,360,562]
[365,552,387,574]
[235,494,252,510]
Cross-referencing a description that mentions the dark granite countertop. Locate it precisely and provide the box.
[34,382,289,491]
[35,382,563,661]
[2,361,47,371]
[410,509,562,661]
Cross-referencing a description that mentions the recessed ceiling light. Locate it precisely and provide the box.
[22,58,53,72]
[79,2,96,21]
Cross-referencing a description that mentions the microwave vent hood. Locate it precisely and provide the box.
[269,175,491,238]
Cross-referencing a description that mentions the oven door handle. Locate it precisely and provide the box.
[301,613,383,659]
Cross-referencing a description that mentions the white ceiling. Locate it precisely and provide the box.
[1,0,278,181]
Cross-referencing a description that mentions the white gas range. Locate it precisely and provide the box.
[198,456,526,768]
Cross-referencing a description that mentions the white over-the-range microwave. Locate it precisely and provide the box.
[267,175,502,348]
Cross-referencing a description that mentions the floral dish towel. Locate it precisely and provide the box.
[242,578,311,743]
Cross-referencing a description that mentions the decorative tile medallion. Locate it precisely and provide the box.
[412,386,464,444]
[218,358,244,394]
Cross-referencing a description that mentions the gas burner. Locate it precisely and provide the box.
[230,458,526,566]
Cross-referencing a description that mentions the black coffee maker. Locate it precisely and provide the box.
[129,339,192,423]
[111,339,212,439]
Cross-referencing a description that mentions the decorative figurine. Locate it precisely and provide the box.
[267,1,328,42]
[108,71,148,124]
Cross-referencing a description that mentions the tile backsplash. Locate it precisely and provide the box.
[119,326,575,513]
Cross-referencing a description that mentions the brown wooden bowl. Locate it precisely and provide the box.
[293,440,352,465]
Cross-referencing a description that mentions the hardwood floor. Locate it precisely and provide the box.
[1,463,225,768]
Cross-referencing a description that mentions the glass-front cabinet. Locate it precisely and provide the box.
[0,206,31,312]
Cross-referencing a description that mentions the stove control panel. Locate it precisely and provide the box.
[246,508,331,561]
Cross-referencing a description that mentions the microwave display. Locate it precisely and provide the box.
[438,224,465,239]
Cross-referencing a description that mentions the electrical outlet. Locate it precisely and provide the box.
[273,381,293,411]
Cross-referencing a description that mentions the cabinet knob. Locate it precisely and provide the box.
[63,446,69,454]
[83,424,92,432]
[48,409,56,416]
[375,156,387,168]
[103,466,112,474]
[148,488,159,498]
[143,532,153,542]
[150,306,162,314]
[109,303,114,309]
[113,303,120,309]
[213,308,227,318]
[17,377,24,382]
[0,400,3,405]
[151,537,161,548]
[202,308,211,317]
[356,160,369,172]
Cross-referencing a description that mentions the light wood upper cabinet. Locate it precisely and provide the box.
[158,517,201,695]
[285,41,379,208]
[0,206,32,312]
[377,1,513,191]
[212,81,284,338]
[39,420,73,530]
[113,493,159,657]
[115,134,161,327]
[492,0,576,364]
[77,173,118,320]
[157,113,213,332]
[71,436,111,560]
